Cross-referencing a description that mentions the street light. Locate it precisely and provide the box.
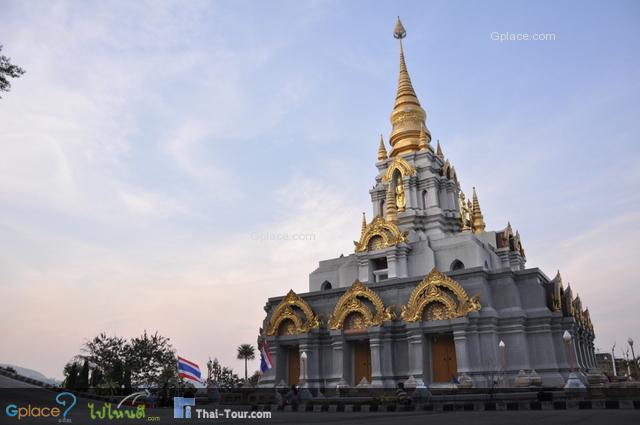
[300,351,308,384]
[629,338,637,379]
[498,340,506,387]
[563,330,585,391]
[563,330,574,372]
[299,351,312,400]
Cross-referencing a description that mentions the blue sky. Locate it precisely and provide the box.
[0,0,638,379]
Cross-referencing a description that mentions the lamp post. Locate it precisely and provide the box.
[498,340,506,387]
[612,343,617,377]
[563,330,585,391]
[299,351,312,400]
[629,338,636,379]
[563,330,574,372]
[300,351,308,385]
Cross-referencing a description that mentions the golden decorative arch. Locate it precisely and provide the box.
[354,215,408,252]
[266,290,322,336]
[328,280,396,330]
[400,268,481,322]
[382,157,417,182]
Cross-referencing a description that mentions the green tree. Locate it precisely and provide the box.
[236,344,256,382]
[126,330,177,387]
[82,333,127,386]
[248,370,260,387]
[76,331,177,390]
[0,44,25,98]
[77,360,90,390]
[209,358,241,389]
[63,361,80,390]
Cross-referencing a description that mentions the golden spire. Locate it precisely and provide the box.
[471,187,486,233]
[389,17,431,157]
[385,183,397,222]
[436,140,444,159]
[361,212,367,237]
[377,134,388,161]
[553,270,562,284]
[418,123,428,150]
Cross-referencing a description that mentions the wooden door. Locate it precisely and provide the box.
[431,334,457,383]
[287,346,300,386]
[353,341,372,384]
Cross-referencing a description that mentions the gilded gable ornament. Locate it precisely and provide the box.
[327,280,396,330]
[266,290,323,336]
[400,268,481,322]
[354,215,408,252]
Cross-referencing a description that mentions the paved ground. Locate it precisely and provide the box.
[2,375,639,424]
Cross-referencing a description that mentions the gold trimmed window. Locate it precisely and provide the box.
[266,290,322,336]
[382,157,417,182]
[400,268,481,322]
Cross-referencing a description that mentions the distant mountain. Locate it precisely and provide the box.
[0,364,60,386]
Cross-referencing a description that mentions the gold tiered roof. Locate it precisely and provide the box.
[389,17,432,157]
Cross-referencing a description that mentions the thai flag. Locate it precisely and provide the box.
[177,356,201,382]
[260,340,273,373]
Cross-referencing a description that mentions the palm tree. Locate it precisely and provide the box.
[236,344,256,382]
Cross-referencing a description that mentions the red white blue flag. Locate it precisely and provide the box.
[177,356,201,382]
[260,340,273,373]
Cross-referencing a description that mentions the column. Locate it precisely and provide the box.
[369,328,384,387]
[396,246,409,278]
[357,254,369,283]
[387,250,398,279]
[329,332,347,386]
[407,327,424,380]
[426,179,439,212]
[453,325,470,377]
[299,334,321,388]
[408,175,418,211]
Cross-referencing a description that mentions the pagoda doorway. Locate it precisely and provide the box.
[287,346,300,386]
[353,340,372,384]
[431,333,457,383]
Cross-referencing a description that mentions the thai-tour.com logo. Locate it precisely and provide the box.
[4,392,76,422]
[173,397,271,420]
[173,397,195,419]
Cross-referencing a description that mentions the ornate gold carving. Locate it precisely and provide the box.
[459,191,471,231]
[327,280,396,330]
[471,187,486,233]
[266,290,322,336]
[400,268,481,322]
[382,157,417,182]
[354,215,408,252]
[395,176,406,212]
[377,135,388,161]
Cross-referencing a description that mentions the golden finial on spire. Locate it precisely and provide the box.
[436,140,444,160]
[377,134,388,161]
[389,17,431,157]
[471,186,486,233]
[393,16,406,39]
[361,212,367,237]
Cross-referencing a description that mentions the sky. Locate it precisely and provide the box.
[0,0,639,380]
